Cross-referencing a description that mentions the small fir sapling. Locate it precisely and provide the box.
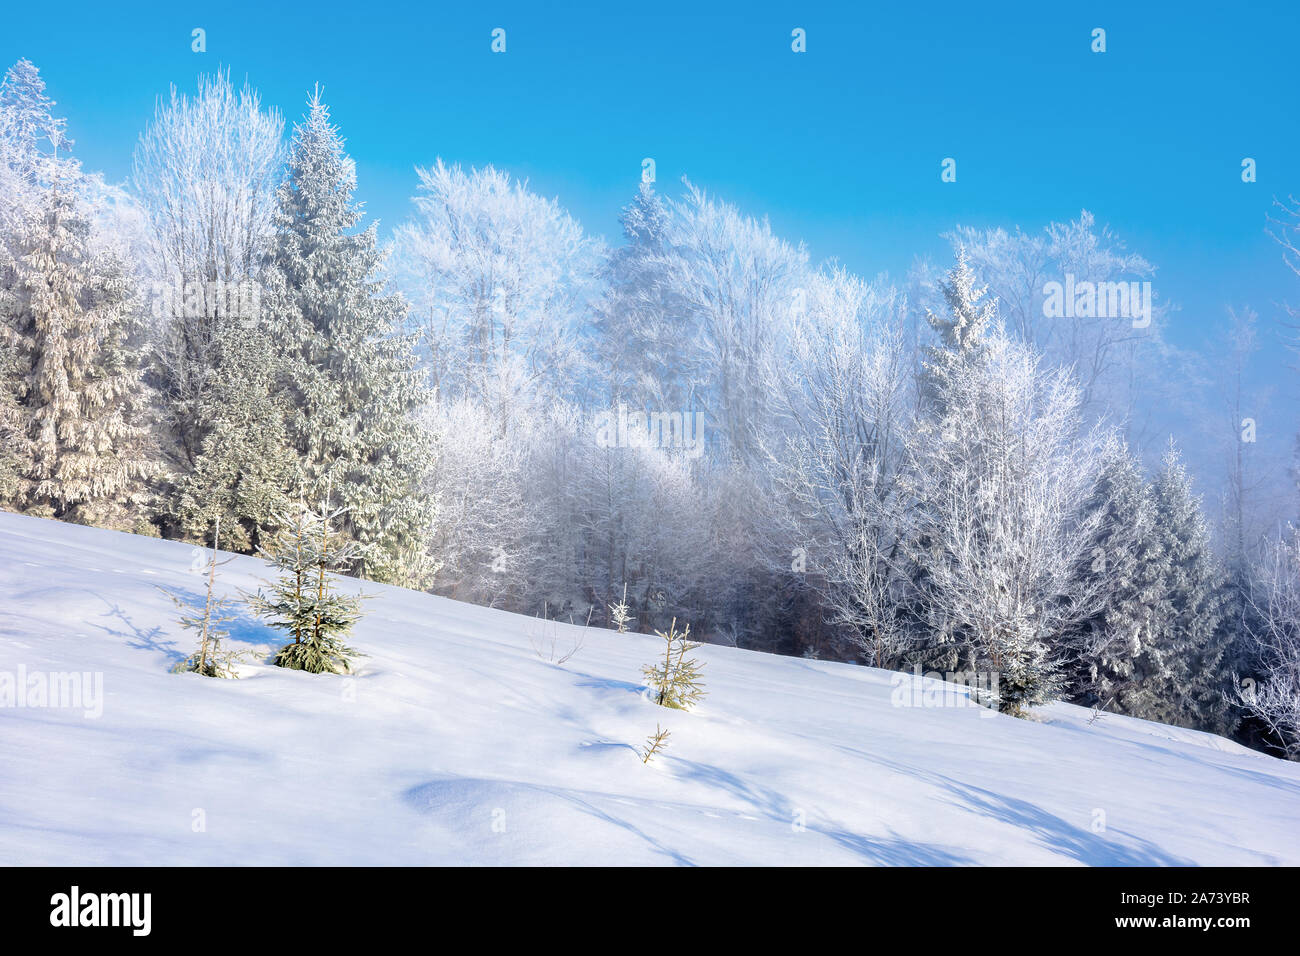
[641,724,671,763]
[609,582,632,633]
[248,499,367,674]
[643,617,706,710]
[166,516,247,678]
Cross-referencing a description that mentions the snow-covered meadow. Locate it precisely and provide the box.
[1,511,1296,866]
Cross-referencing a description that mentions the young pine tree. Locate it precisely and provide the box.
[167,516,245,678]
[643,618,706,710]
[640,724,671,764]
[609,582,632,633]
[249,500,366,675]
[261,90,433,585]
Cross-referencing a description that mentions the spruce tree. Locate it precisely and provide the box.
[166,319,296,553]
[609,582,632,633]
[167,517,245,678]
[1067,445,1166,705]
[593,182,691,408]
[1134,443,1236,734]
[0,58,72,189]
[0,336,27,503]
[3,186,153,526]
[919,247,997,411]
[643,618,706,710]
[249,500,366,674]
[261,90,432,584]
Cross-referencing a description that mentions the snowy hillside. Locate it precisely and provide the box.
[1,510,1296,866]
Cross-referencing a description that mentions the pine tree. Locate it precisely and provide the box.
[643,618,706,710]
[919,247,997,411]
[609,582,632,633]
[907,258,1108,716]
[166,516,246,678]
[593,182,691,407]
[261,90,433,584]
[640,724,671,763]
[1127,443,1236,734]
[165,319,296,553]
[0,58,72,190]
[249,500,366,675]
[3,186,154,525]
[1067,445,1167,705]
[0,303,27,503]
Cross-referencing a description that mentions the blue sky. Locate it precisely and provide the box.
[4,0,1299,378]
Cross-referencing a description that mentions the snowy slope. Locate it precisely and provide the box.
[0,510,1296,866]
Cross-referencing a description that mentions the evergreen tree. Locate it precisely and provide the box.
[1067,445,1167,705]
[3,186,153,526]
[0,58,72,190]
[919,247,996,410]
[1130,443,1236,734]
[907,258,1109,715]
[165,319,296,553]
[643,618,706,710]
[0,59,65,506]
[0,335,27,503]
[166,517,245,678]
[593,182,691,407]
[609,582,632,633]
[902,249,1002,674]
[262,91,432,584]
[249,500,366,675]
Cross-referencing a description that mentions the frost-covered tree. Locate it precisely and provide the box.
[919,248,996,409]
[0,335,27,503]
[393,159,602,413]
[165,319,296,552]
[1066,443,1166,705]
[419,395,550,607]
[0,58,72,209]
[132,71,284,477]
[2,186,154,526]
[567,426,720,633]
[1123,443,1236,733]
[659,180,809,460]
[908,259,1110,714]
[761,268,913,667]
[593,181,692,408]
[1238,529,1300,758]
[132,71,282,287]
[609,582,632,633]
[0,58,67,508]
[924,213,1170,453]
[263,91,433,584]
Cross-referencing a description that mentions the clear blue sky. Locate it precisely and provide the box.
[4,0,1299,373]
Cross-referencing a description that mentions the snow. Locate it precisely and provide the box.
[1,510,1296,866]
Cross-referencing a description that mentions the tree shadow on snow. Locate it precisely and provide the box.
[96,595,276,668]
[95,601,180,663]
[936,779,1193,866]
[821,828,974,866]
[668,757,970,865]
